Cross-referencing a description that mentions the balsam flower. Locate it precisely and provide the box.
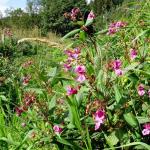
[112,60,123,76]
[76,74,86,83]
[94,109,105,130]
[108,21,126,35]
[142,123,150,136]
[113,60,122,70]
[137,84,145,96]
[22,75,31,86]
[64,48,80,59]
[87,10,95,20]
[74,65,86,75]
[16,107,24,116]
[66,86,78,96]
[142,129,150,135]
[71,7,80,21]
[64,63,72,71]
[130,49,137,60]
[115,69,123,76]
[53,125,63,134]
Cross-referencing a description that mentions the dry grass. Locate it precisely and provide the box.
[0,27,71,49]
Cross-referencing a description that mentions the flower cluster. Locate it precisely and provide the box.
[16,92,36,116]
[112,59,123,76]
[108,21,127,35]
[70,7,81,21]
[63,48,81,71]
[93,109,105,130]
[64,7,81,21]
[142,123,150,136]
[22,60,33,68]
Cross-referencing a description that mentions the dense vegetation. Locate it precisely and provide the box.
[0,0,150,149]
[0,0,125,35]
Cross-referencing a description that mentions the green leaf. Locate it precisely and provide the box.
[56,136,73,147]
[48,95,56,111]
[0,95,8,102]
[95,29,108,35]
[113,85,122,103]
[123,113,138,127]
[24,88,44,94]
[105,132,119,146]
[0,137,20,146]
[124,62,140,72]
[62,29,80,40]
[104,142,150,150]
[47,67,57,77]
[132,29,150,43]
[137,116,150,124]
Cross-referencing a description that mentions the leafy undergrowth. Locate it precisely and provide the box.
[0,0,150,150]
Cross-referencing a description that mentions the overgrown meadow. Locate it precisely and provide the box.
[0,0,150,150]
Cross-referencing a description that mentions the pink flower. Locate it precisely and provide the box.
[53,125,63,134]
[130,49,137,60]
[94,109,105,130]
[22,60,33,68]
[108,21,126,35]
[143,123,150,130]
[142,123,150,136]
[16,107,24,116]
[87,10,95,20]
[64,63,72,71]
[137,84,145,96]
[108,27,117,35]
[115,69,123,76]
[23,92,36,106]
[64,50,73,57]
[74,65,86,75]
[21,122,26,127]
[142,129,150,136]
[67,57,73,63]
[74,47,80,54]
[76,74,86,83]
[64,48,80,59]
[112,60,123,76]
[115,21,126,28]
[113,60,122,70]
[72,48,80,59]
[22,75,31,86]
[66,86,78,96]
[71,8,80,21]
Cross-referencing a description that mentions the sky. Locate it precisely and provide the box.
[0,0,26,15]
[0,0,94,16]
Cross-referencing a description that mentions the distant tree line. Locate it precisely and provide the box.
[0,0,124,35]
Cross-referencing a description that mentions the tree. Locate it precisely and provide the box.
[39,0,88,35]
